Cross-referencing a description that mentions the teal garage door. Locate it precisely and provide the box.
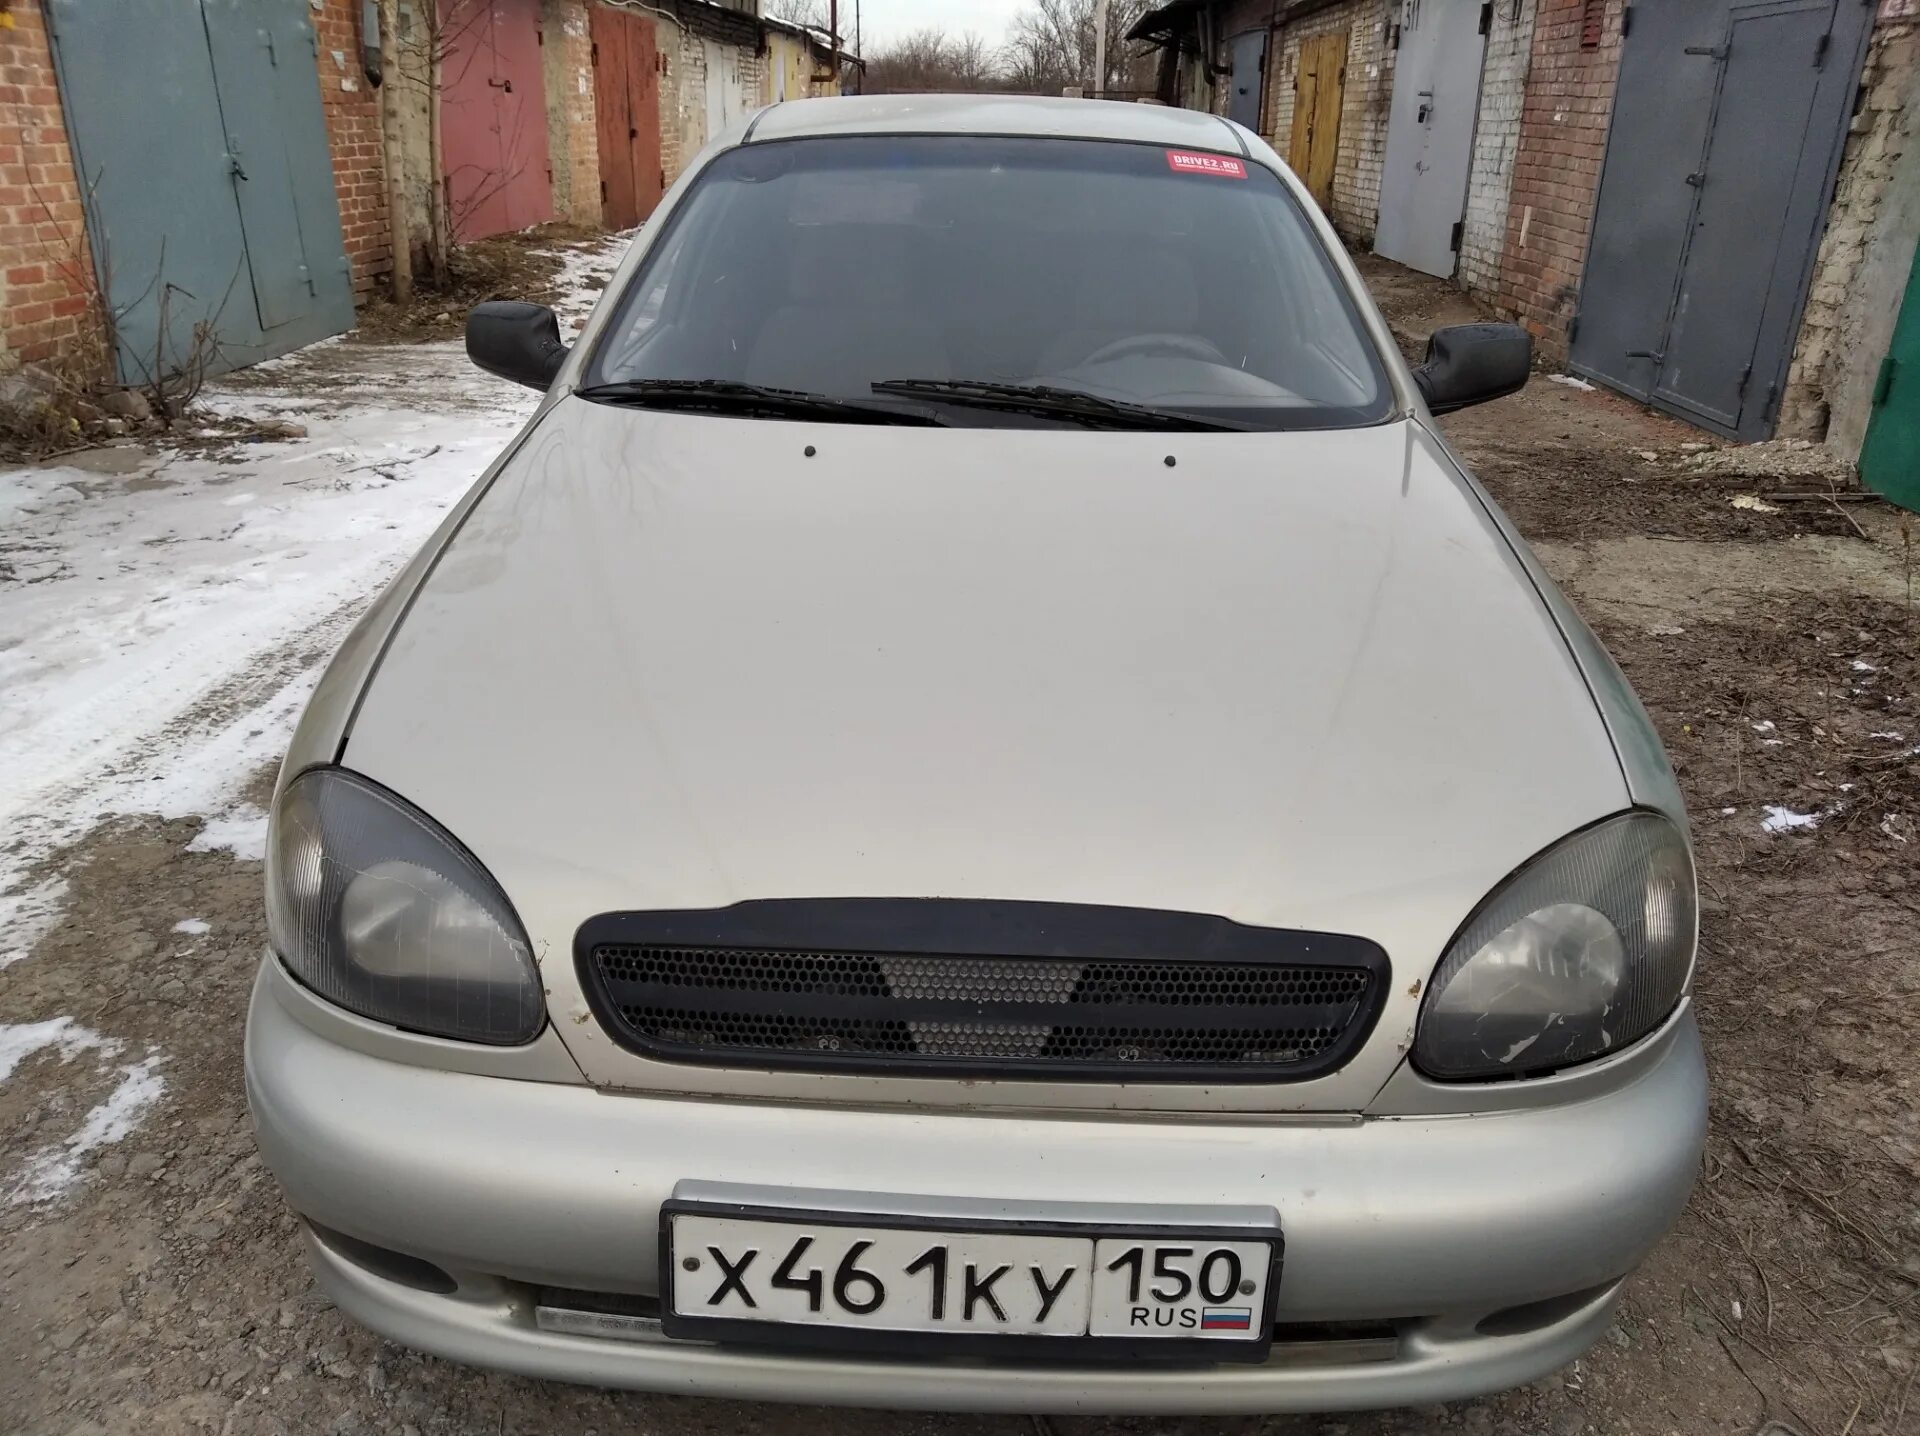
[45,0,357,385]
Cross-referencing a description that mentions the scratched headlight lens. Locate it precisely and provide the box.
[1415,813,1695,1080]
[266,768,544,1044]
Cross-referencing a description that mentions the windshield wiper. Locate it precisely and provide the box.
[576,379,948,426]
[870,378,1253,432]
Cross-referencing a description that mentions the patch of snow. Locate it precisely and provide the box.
[1852,660,1878,673]
[1719,807,1737,816]
[9,1052,166,1205]
[1730,494,1780,514]
[1751,720,1776,733]
[1548,373,1596,391]
[172,918,210,936]
[538,233,633,335]
[189,803,270,861]
[1761,805,1821,835]
[0,242,629,965]
[1870,731,1906,741]
[0,1017,116,1084]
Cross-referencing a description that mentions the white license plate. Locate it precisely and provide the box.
[663,1206,1279,1354]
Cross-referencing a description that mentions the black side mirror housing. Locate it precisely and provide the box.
[1412,323,1532,415]
[466,301,568,390]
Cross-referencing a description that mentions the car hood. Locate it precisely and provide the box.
[344,400,1627,1104]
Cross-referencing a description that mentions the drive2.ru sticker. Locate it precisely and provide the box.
[1166,150,1247,179]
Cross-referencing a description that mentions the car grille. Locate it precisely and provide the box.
[577,902,1385,1082]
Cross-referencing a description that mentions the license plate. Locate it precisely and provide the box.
[662,1199,1281,1360]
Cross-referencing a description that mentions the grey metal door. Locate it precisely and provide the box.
[1570,0,1873,439]
[1374,0,1488,277]
[45,0,356,385]
[1227,30,1267,131]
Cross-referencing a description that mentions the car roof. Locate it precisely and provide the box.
[745,93,1251,154]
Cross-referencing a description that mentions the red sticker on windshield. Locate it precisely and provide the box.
[1166,150,1247,179]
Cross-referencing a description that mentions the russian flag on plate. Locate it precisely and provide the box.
[1201,1307,1252,1331]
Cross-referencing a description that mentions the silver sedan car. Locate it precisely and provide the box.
[246,95,1705,1415]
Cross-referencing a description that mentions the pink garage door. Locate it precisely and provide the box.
[439,0,556,241]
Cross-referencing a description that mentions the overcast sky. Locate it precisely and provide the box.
[850,0,1030,49]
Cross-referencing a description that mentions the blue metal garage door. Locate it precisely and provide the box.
[45,0,357,386]
[1569,0,1873,440]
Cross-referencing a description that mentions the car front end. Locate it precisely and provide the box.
[245,94,1706,1414]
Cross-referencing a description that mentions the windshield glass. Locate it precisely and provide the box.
[585,135,1394,430]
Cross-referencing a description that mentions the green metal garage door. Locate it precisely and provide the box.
[45,0,357,386]
[1861,246,1920,515]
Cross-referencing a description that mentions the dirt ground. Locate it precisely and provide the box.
[2,253,1916,1436]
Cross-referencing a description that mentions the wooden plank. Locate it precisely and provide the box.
[1287,40,1316,178]
[1305,29,1348,213]
[591,6,635,230]
[628,11,664,220]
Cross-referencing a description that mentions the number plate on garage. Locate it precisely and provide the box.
[662,1203,1281,1359]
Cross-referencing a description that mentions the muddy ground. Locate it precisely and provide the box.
[2,254,1916,1436]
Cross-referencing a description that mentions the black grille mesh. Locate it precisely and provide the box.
[586,942,1376,1080]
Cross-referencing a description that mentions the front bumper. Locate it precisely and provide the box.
[246,962,1706,1413]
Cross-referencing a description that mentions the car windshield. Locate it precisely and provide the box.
[584,134,1394,430]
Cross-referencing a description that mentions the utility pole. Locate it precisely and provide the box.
[1093,0,1109,98]
[830,0,839,90]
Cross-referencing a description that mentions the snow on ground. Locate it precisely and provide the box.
[0,1016,115,1082]
[540,229,634,335]
[1762,804,1822,834]
[0,1015,166,1205]
[0,234,629,967]
[9,1052,167,1206]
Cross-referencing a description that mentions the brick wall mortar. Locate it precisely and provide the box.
[543,0,601,226]
[1266,0,1394,242]
[1458,0,1539,302]
[0,0,99,373]
[311,0,391,300]
[1493,0,1624,362]
[1779,17,1918,441]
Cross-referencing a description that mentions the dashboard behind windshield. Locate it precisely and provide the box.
[586,134,1395,430]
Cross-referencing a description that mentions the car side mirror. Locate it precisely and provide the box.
[466,301,569,390]
[1412,323,1531,415]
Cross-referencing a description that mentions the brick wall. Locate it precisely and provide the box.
[0,0,96,373]
[1778,15,1919,443]
[542,0,601,226]
[311,0,392,299]
[664,23,763,188]
[1267,0,1395,242]
[1457,0,1538,303]
[1494,0,1624,361]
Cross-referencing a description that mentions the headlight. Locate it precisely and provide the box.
[1415,812,1695,1080]
[266,768,544,1044]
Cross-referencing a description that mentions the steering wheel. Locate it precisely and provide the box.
[1079,332,1230,367]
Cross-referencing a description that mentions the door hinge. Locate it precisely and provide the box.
[1479,2,1492,34]
[1390,22,1401,50]
[1568,315,1581,344]
[1872,354,1898,407]
[1814,31,1831,67]
[591,41,599,64]
[1621,5,1632,38]
[1449,220,1464,253]
[1684,44,1728,60]
[1737,363,1754,400]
